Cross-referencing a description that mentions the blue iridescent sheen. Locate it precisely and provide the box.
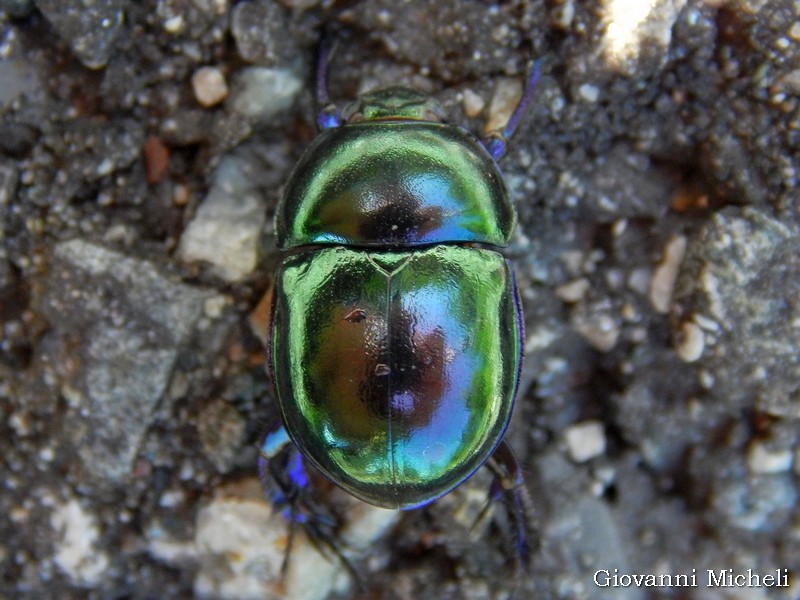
[276,122,515,249]
[271,246,522,509]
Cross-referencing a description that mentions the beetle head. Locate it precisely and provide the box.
[343,87,447,123]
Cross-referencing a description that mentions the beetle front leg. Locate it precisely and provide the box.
[484,440,539,569]
[314,37,343,130]
[258,424,359,579]
[482,59,542,161]
[258,425,313,525]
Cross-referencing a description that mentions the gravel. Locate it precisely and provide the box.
[1,0,798,598]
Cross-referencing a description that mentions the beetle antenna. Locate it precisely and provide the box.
[483,59,542,161]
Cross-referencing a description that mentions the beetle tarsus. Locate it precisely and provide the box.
[486,440,539,571]
[258,426,361,582]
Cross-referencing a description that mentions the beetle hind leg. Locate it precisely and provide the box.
[258,424,360,580]
[482,440,539,570]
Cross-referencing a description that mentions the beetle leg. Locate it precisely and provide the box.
[482,59,542,161]
[315,37,344,130]
[258,424,361,581]
[484,440,539,568]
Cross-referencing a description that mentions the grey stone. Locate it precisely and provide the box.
[712,473,797,532]
[178,141,292,281]
[613,377,700,472]
[50,498,109,584]
[34,0,124,69]
[41,240,222,482]
[673,207,800,417]
[586,146,672,220]
[539,451,644,600]
[230,0,302,67]
[0,56,44,108]
[195,400,247,473]
[33,118,146,211]
[227,66,303,124]
[571,299,621,352]
[345,0,531,81]
[147,480,399,600]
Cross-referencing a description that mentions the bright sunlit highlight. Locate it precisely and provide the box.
[604,0,659,65]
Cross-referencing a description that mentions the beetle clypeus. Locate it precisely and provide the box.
[260,42,541,572]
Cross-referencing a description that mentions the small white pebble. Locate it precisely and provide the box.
[553,0,575,29]
[698,370,715,389]
[578,83,600,102]
[462,88,486,118]
[96,158,114,177]
[573,312,620,352]
[375,9,391,25]
[747,442,793,474]
[51,500,109,584]
[192,67,229,107]
[555,278,590,303]
[159,490,186,508]
[484,78,523,134]
[163,14,184,33]
[649,235,687,314]
[173,184,190,206]
[693,313,720,332]
[627,268,651,295]
[203,295,228,318]
[565,421,606,463]
[790,22,800,42]
[675,320,705,362]
[9,412,32,436]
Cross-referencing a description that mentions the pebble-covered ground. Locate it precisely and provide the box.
[1,1,799,599]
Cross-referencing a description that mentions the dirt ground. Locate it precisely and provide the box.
[1,0,799,598]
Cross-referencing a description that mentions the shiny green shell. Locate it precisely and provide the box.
[271,245,521,509]
[276,121,515,249]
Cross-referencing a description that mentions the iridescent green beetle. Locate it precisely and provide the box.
[261,47,540,563]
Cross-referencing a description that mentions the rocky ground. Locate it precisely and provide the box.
[1,0,799,599]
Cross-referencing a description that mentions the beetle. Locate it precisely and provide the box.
[260,42,541,570]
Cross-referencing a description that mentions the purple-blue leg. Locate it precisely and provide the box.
[258,425,311,522]
[315,38,344,130]
[484,440,538,570]
[258,424,358,578]
[482,60,542,161]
